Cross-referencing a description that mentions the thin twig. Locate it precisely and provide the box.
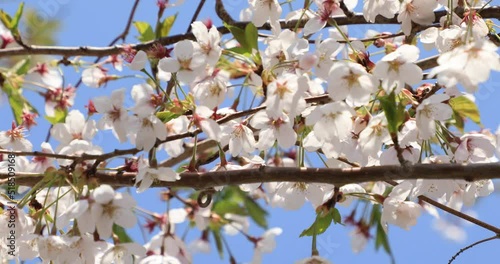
[448,235,500,264]
[186,0,206,32]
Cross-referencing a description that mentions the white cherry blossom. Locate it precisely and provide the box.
[381,181,422,230]
[250,111,297,150]
[397,0,438,36]
[429,39,500,93]
[220,120,256,157]
[135,158,180,193]
[192,69,230,109]
[373,44,423,94]
[158,40,207,84]
[416,94,452,140]
[94,88,130,143]
[252,227,283,264]
[0,122,33,151]
[363,0,400,23]
[51,109,97,150]
[191,21,222,66]
[90,184,137,239]
[249,0,282,27]
[328,61,378,107]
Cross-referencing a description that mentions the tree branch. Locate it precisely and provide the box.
[4,162,500,189]
[0,6,497,58]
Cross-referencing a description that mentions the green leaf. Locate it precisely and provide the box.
[224,22,251,52]
[211,228,224,259]
[10,2,24,31]
[134,21,155,42]
[300,210,333,237]
[213,199,247,216]
[12,58,31,75]
[112,224,133,243]
[452,110,465,133]
[156,111,180,123]
[379,92,405,134]
[244,23,258,52]
[332,208,342,224]
[160,14,177,37]
[243,196,268,228]
[449,96,481,125]
[45,109,67,125]
[0,10,12,29]
[1,76,24,125]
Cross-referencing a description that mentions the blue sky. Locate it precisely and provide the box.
[2,0,500,263]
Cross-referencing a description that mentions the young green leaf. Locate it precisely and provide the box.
[211,228,225,258]
[449,96,481,125]
[160,14,177,37]
[245,23,258,52]
[134,21,155,42]
[10,2,24,31]
[155,111,180,123]
[224,22,250,52]
[45,109,68,125]
[112,224,134,243]
[243,196,268,228]
[379,92,405,134]
[300,210,334,237]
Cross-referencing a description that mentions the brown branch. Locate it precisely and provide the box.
[4,162,500,189]
[110,0,142,44]
[0,6,498,58]
[186,0,207,32]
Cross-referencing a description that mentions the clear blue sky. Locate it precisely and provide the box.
[2,1,500,263]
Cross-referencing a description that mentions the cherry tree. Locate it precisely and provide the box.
[0,0,500,263]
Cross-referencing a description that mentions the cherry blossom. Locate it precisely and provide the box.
[252,227,283,263]
[93,88,130,143]
[454,133,496,163]
[131,83,163,117]
[397,0,438,36]
[328,61,378,107]
[373,44,423,94]
[0,22,14,49]
[250,111,297,150]
[305,102,355,146]
[90,184,137,239]
[429,39,500,93]
[191,21,222,66]
[192,69,230,109]
[265,73,307,118]
[100,242,147,264]
[249,0,282,27]
[30,142,55,173]
[0,121,33,151]
[136,158,180,193]
[358,113,390,158]
[416,94,452,140]
[303,0,344,36]
[128,50,148,70]
[192,106,222,141]
[381,181,422,230]
[129,114,167,151]
[51,109,97,149]
[43,86,76,117]
[220,120,256,157]
[161,115,190,157]
[363,0,400,23]
[29,63,63,88]
[158,40,207,84]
